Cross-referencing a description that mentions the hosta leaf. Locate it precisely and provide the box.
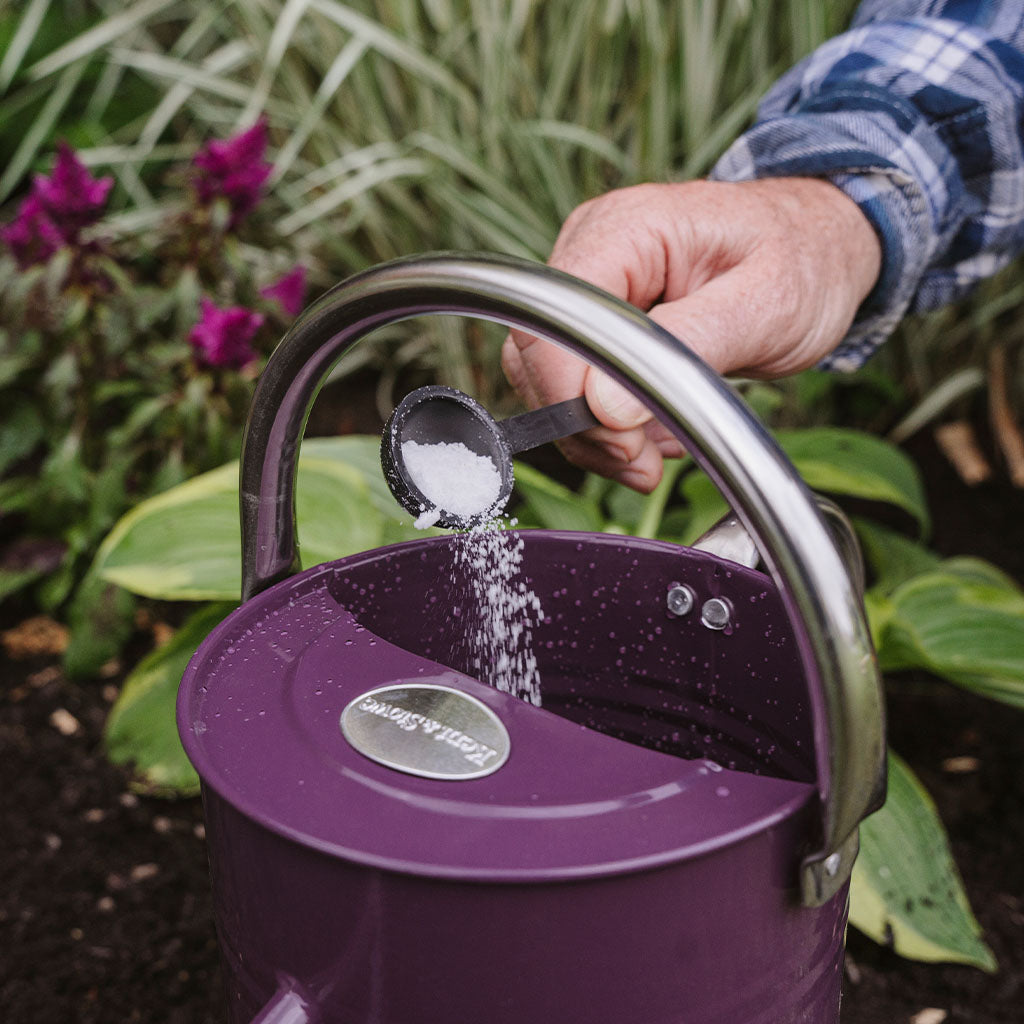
[877,569,1024,708]
[777,428,929,534]
[676,471,729,545]
[850,751,996,971]
[302,435,399,517]
[63,570,137,679]
[513,461,604,532]
[264,435,440,542]
[0,566,45,603]
[95,456,382,600]
[854,518,939,594]
[105,603,235,797]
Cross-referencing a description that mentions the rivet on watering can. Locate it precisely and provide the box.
[701,597,732,631]
[824,852,842,877]
[666,584,695,617]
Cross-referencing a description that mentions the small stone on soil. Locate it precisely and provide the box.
[941,755,981,773]
[911,1010,948,1024]
[130,863,160,883]
[28,666,61,688]
[49,708,80,735]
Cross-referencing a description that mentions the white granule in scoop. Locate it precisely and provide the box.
[402,439,503,520]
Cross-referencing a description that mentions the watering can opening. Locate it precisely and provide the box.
[181,529,819,883]
[327,530,816,786]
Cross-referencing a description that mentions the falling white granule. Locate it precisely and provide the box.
[451,517,544,706]
[413,507,441,530]
[402,439,503,520]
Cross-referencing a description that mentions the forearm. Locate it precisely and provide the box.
[712,0,1024,370]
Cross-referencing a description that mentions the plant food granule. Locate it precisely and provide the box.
[400,438,542,705]
[402,439,502,521]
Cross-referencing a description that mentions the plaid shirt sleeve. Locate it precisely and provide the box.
[711,0,1024,371]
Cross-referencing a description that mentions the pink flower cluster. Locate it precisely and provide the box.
[189,267,305,368]
[192,118,273,228]
[260,265,306,317]
[1,144,113,268]
[2,122,307,372]
[189,298,265,369]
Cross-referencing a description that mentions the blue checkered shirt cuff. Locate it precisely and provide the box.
[712,5,1024,371]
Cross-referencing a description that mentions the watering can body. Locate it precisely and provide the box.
[178,254,885,1024]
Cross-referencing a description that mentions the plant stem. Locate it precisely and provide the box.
[636,458,685,539]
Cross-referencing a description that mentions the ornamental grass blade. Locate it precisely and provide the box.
[94,455,382,601]
[104,602,235,797]
[850,751,996,971]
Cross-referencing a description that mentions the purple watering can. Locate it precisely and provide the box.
[179,254,885,1024]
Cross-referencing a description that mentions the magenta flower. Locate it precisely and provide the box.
[260,265,306,317]
[33,142,113,236]
[189,298,265,369]
[1,194,64,268]
[1,142,112,268]
[192,119,273,227]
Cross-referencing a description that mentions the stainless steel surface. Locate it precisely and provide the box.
[701,598,732,631]
[239,251,885,905]
[694,498,866,596]
[666,584,696,617]
[340,683,511,781]
[814,495,867,598]
[692,515,761,569]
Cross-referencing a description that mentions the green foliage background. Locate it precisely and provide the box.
[3,0,1023,979]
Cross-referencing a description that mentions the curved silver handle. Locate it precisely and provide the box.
[239,252,885,906]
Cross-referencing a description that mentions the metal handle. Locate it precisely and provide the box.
[239,252,885,906]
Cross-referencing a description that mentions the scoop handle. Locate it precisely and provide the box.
[499,396,599,454]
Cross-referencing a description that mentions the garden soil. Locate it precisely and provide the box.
[2,423,1023,1024]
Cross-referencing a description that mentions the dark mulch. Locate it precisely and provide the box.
[1,426,1023,1024]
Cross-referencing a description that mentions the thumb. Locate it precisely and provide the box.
[585,370,652,429]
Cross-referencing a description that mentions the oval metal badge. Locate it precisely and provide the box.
[340,683,510,781]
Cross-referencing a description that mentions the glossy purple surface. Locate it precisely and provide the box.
[181,532,846,1022]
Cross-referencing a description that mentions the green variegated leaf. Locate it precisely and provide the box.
[851,752,996,971]
[95,455,382,600]
[777,428,929,534]
[302,435,403,518]
[104,603,235,797]
[877,569,1024,708]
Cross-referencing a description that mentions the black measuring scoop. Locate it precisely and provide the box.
[381,384,599,528]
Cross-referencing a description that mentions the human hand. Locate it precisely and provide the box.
[501,178,881,491]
